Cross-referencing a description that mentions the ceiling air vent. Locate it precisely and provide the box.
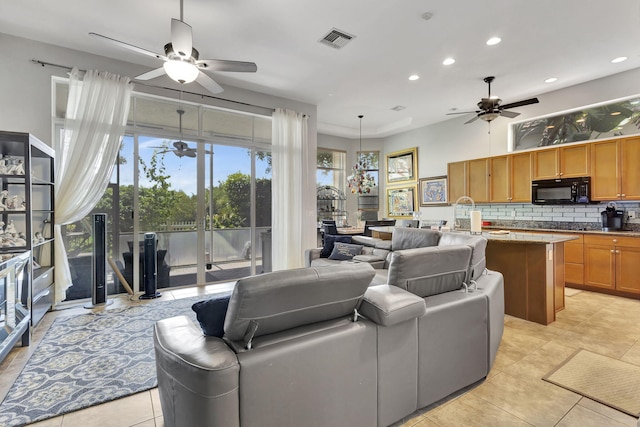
[319,28,355,49]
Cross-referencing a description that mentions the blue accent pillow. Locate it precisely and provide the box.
[320,235,352,258]
[192,294,231,337]
[328,242,364,260]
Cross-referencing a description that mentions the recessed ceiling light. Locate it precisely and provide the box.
[576,118,586,123]
[486,37,502,46]
[611,56,627,63]
[442,57,455,66]
[421,12,433,21]
[546,125,555,129]
[610,111,622,116]
[544,77,558,83]
[408,74,420,81]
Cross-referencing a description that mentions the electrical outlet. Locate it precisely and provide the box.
[511,210,516,218]
[629,210,636,219]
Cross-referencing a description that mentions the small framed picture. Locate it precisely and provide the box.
[387,186,417,218]
[386,147,417,185]
[419,176,448,206]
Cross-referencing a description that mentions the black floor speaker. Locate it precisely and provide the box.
[139,232,161,299]
[85,213,113,308]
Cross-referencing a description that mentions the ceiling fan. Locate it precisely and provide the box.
[89,0,257,94]
[151,108,209,158]
[448,76,539,124]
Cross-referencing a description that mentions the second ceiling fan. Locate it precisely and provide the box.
[449,76,539,124]
[89,0,257,94]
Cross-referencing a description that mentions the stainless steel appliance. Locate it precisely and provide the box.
[531,177,591,205]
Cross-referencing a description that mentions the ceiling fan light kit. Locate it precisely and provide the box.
[163,60,199,84]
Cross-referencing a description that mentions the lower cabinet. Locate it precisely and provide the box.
[564,234,584,285]
[584,235,640,294]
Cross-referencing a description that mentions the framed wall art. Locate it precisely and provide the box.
[419,176,448,206]
[385,147,417,185]
[386,186,417,218]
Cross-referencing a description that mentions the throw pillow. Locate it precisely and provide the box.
[328,242,364,260]
[192,294,231,337]
[320,235,352,258]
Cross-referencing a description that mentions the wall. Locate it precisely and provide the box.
[381,67,640,227]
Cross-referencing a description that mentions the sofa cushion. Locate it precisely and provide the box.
[224,263,376,344]
[191,294,232,337]
[329,242,364,260]
[320,235,352,258]
[392,228,441,251]
[387,245,472,298]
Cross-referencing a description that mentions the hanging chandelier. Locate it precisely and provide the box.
[347,115,376,194]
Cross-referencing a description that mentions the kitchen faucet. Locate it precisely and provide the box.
[453,196,475,231]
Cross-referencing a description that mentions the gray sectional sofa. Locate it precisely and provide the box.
[153,228,504,427]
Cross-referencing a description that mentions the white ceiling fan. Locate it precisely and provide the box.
[89,0,257,94]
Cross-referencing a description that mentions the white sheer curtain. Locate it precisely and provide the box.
[54,68,133,303]
[271,108,315,270]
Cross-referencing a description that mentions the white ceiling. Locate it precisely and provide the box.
[2,0,640,138]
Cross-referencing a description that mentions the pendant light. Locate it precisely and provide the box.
[346,115,376,194]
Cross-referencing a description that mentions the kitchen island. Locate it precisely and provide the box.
[483,231,577,325]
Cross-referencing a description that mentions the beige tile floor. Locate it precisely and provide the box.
[1,286,640,427]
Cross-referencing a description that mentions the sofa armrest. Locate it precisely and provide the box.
[304,248,322,267]
[360,285,426,326]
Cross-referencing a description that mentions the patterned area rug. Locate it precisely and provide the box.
[0,293,228,427]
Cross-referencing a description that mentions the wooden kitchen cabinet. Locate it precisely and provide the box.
[467,158,489,203]
[564,234,584,285]
[447,158,489,203]
[591,137,640,201]
[584,235,640,294]
[532,144,590,180]
[490,152,531,203]
[447,161,467,203]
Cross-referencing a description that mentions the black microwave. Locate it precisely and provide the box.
[531,177,591,205]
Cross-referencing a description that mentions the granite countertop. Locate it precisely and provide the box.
[481,225,640,238]
[450,230,578,243]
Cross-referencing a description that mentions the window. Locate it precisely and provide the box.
[316,148,346,193]
[53,78,272,301]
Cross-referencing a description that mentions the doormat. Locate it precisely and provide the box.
[543,349,640,417]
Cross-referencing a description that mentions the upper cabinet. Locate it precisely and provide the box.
[591,137,640,201]
[532,144,590,180]
[447,161,467,203]
[490,152,531,203]
[447,159,489,203]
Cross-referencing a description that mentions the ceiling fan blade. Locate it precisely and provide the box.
[500,110,521,119]
[464,115,480,124]
[446,111,478,116]
[184,150,197,158]
[89,32,167,60]
[134,67,167,81]
[171,18,193,58]
[196,59,257,73]
[501,98,539,110]
[196,72,224,94]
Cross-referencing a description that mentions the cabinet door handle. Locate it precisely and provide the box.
[610,249,615,253]
[621,194,626,197]
[617,194,621,197]
[616,250,620,254]
[613,239,618,243]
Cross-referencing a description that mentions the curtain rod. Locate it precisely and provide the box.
[32,59,277,113]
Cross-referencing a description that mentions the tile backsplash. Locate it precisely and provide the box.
[455,201,640,231]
